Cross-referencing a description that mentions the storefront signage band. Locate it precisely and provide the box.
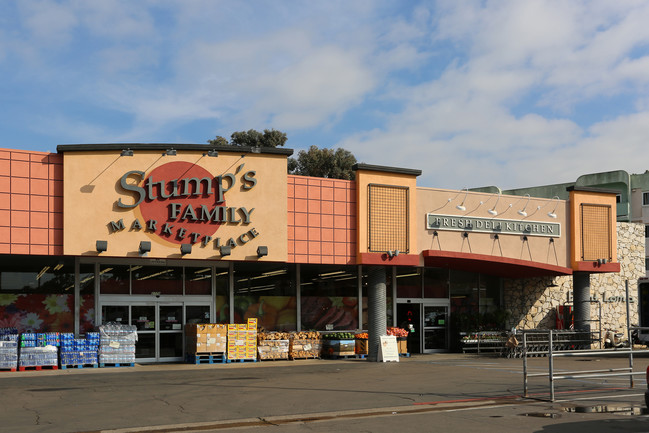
[426,213,561,238]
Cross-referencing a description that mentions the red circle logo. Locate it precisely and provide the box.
[138,161,224,245]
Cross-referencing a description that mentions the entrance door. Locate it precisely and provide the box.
[423,304,448,352]
[397,301,449,354]
[101,302,210,362]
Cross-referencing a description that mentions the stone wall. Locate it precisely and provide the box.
[504,222,645,340]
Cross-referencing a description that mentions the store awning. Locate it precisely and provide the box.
[422,250,573,278]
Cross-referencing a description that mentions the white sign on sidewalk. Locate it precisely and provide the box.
[378,335,399,362]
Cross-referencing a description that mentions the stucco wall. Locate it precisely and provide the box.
[504,222,645,340]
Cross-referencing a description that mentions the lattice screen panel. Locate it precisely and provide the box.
[580,204,611,261]
[368,184,409,253]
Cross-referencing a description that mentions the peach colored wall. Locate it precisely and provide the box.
[0,148,63,255]
[569,190,618,268]
[63,150,287,261]
[287,175,356,264]
[417,188,570,268]
[355,170,418,256]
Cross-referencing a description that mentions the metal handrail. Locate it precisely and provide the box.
[522,329,649,401]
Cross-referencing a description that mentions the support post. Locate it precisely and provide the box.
[626,280,634,388]
[523,332,528,397]
[367,266,387,362]
[549,330,555,402]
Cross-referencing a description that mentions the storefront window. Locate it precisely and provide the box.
[301,264,358,331]
[423,268,449,298]
[99,265,130,294]
[214,270,229,323]
[185,267,213,295]
[234,263,296,331]
[0,256,76,332]
[396,267,421,298]
[132,266,183,295]
[449,270,479,316]
[79,264,96,334]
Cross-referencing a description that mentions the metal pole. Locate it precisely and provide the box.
[523,332,528,397]
[626,280,634,388]
[548,330,555,402]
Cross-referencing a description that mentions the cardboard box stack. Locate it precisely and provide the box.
[185,324,227,354]
[227,318,257,361]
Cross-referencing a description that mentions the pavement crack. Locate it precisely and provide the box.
[23,404,42,426]
[258,416,280,426]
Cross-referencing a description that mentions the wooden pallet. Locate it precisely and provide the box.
[226,358,258,363]
[186,353,227,364]
[18,365,58,371]
[60,363,99,370]
[99,362,134,368]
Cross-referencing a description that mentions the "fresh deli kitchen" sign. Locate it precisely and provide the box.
[426,214,560,237]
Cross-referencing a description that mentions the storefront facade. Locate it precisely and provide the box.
[0,144,642,361]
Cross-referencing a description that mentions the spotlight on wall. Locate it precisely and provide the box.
[257,246,269,257]
[120,148,133,157]
[547,196,560,218]
[462,232,469,238]
[180,244,192,255]
[139,241,151,255]
[203,149,219,158]
[387,250,400,258]
[96,240,108,253]
[164,148,177,156]
[517,194,531,217]
[220,246,231,256]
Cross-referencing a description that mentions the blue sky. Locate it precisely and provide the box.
[2,1,649,190]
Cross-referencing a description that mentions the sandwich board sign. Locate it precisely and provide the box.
[378,335,399,362]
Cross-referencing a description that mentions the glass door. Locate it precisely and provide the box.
[423,303,448,353]
[101,302,210,362]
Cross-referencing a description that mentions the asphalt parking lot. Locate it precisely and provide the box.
[2,352,649,433]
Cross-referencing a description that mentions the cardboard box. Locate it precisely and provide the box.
[398,338,408,354]
[355,339,368,355]
[323,339,355,357]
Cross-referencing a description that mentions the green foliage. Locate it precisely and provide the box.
[288,145,357,180]
[207,129,287,148]
[207,130,357,180]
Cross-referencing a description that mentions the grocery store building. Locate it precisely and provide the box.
[0,144,643,362]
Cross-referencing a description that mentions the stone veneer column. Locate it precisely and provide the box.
[573,272,591,332]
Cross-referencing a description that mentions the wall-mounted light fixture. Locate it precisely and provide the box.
[203,149,219,158]
[547,196,560,218]
[180,244,192,255]
[462,232,469,238]
[120,148,133,157]
[488,192,501,216]
[96,240,108,253]
[220,246,231,256]
[164,148,177,156]
[139,241,151,255]
[387,250,400,258]
[517,194,531,217]
[257,246,269,257]
[447,188,469,211]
